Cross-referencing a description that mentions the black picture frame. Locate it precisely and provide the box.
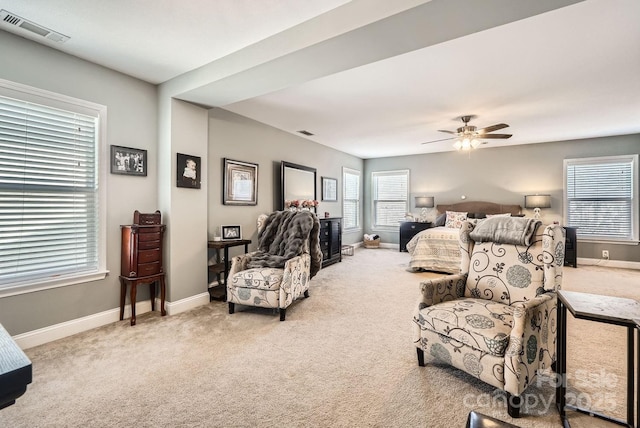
[322,176,338,201]
[223,158,258,205]
[176,153,201,189]
[110,145,147,176]
[221,225,242,241]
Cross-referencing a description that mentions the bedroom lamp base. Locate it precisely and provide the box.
[419,208,428,223]
[533,207,542,221]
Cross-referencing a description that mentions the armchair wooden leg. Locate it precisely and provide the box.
[416,348,425,367]
[280,308,286,321]
[228,302,234,314]
[506,393,522,418]
[304,290,309,298]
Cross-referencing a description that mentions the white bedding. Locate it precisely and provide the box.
[405,226,461,274]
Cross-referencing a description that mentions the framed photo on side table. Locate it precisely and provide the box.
[110,145,147,176]
[322,177,337,202]
[223,158,258,205]
[221,225,242,241]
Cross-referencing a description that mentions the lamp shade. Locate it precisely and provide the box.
[524,194,551,209]
[415,196,435,208]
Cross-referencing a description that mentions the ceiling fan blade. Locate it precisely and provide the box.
[477,123,509,134]
[437,129,456,134]
[477,133,512,139]
[421,137,454,145]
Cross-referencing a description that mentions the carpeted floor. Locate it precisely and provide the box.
[1,248,638,427]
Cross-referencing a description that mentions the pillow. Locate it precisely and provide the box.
[445,211,468,228]
[486,213,511,218]
[434,213,446,227]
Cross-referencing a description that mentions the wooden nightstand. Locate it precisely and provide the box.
[399,222,432,252]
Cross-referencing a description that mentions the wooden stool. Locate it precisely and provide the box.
[119,273,166,326]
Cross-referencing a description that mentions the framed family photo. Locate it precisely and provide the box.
[177,153,201,189]
[322,176,338,201]
[221,225,242,241]
[110,145,147,176]
[223,158,258,205]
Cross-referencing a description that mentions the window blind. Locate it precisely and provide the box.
[343,168,360,230]
[372,170,408,227]
[565,155,637,241]
[0,95,99,287]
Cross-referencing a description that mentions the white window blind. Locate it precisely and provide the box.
[0,89,102,290]
[372,170,409,228]
[564,155,638,242]
[343,167,360,230]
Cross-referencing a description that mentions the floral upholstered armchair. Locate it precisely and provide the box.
[227,210,322,321]
[413,218,565,418]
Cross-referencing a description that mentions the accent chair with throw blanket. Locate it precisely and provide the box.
[413,217,565,417]
[227,210,322,321]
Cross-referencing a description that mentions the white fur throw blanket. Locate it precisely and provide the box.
[247,210,323,278]
[469,217,541,246]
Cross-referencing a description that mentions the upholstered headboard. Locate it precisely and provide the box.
[436,201,522,217]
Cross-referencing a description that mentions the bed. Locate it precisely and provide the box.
[406,201,522,273]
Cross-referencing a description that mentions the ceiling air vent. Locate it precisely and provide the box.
[297,130,314,136]
[0,9,69,43]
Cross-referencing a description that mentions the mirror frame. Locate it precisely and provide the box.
[280,161,317,211]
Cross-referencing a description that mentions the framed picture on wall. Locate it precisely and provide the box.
[110,145,147,176]
[177,153,201,189]
[221,225,242,240]
[223,158,258,205]
[322,176,338,201]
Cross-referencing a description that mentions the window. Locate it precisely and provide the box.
[0,80,107,296]
[342,167,360,230]
[372,170,409,228]
[564,155,638,243]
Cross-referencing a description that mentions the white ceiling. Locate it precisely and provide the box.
[1,0,639,159]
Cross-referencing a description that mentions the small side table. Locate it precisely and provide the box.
[399,221,432,252]
[119,273,166,326]
[207,239,251,301]
[557,290,640,427]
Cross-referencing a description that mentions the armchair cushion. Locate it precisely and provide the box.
[417,297,514,357]
[232,267,284,291]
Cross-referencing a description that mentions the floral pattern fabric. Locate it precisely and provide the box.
[445,211,468,229]
[413,221,565,397]
[228,253,311,311]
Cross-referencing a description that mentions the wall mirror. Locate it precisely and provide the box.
[281,161,317,210]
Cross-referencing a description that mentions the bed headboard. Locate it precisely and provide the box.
[436,201,522,216]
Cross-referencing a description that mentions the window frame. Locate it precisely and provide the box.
[563,154,639,245]
[371,169,409,231]
[342,167,361,232]
[0,79,108,298]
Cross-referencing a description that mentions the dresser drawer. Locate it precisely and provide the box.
[138,249,161,264]
[137,261,162,277]
[139,231,161,242]
[138,240,160,250]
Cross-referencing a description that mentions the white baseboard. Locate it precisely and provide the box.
[14,292,210,350]
[577,257,640,270]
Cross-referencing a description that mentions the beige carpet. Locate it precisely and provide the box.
[1,248,638,428]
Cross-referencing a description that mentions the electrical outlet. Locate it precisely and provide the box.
[602,250,609,260]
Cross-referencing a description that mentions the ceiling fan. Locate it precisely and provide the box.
[422,115,512,150]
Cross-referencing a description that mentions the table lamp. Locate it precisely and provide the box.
[415,196,435,223]
[524,194,551,221]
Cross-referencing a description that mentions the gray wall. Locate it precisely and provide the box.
[0,31,159,334]
[207,108,363,250]
[364,134,640,262]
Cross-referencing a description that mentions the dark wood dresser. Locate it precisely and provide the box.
[319,217,342,268]
[399,221,432,252]
[119,210,167,325]
[563,226,578,268]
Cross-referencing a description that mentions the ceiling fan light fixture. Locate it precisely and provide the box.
[471,139,481,149]
[453,140,463,150]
